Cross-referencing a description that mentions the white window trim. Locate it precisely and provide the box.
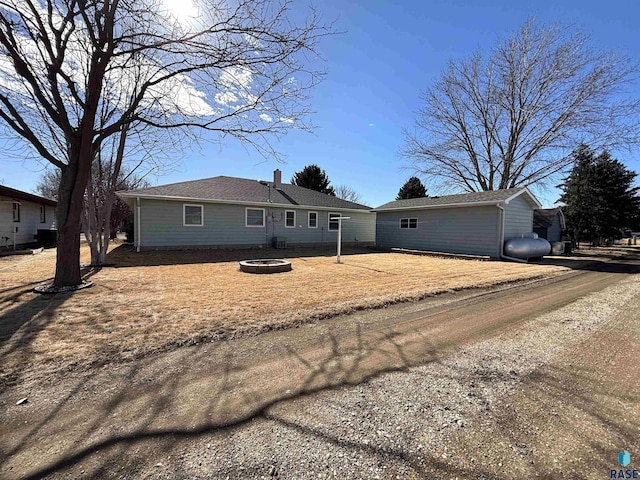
[400,218,418,229]
[308,211,318,229]
[183,204,204,227]
[245,207,265,227]
[328,212,340,231]
[285,210,296,228]
[12,201,20,222]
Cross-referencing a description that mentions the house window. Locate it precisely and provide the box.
[328,212,340,231]
[183,204,203,226]
[308,211,318,228]
[400,218,418,229]
[12,202,20,222]
[40,205,46,223]
[246,207,265,227]
[285,210,296,228]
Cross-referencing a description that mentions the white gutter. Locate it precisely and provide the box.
[497,204,527,263]
[136,197,141,253]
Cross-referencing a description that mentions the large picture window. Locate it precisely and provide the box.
[328,212,340,231]
[246,208,265,227]
[400,218,418,229]
[285,210,296,228]
[183,204,203,226]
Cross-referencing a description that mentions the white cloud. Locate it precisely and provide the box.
[259,113,273,122]
[214,91,239,106]
[219,66,253,91]
[279,117,294,124]
[368,123,375,127]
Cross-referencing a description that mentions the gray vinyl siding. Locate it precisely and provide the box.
[136,199,375,248]
[375,205,500,257]
[268,208,375,245]
[547,215,563,242]
[503,195,534,240]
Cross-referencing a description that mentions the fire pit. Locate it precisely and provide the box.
[239,259,292,274]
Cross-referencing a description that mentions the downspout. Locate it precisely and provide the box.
[497,204,528,263]
[136,197,141,253]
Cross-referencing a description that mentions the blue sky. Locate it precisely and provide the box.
[2,0,639,207]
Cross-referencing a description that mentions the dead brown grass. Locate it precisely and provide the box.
[0,244,584,381]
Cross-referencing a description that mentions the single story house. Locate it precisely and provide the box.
[0,185,57,249]
[533,207,566,243]
[116,170,375,251]
[373,187,541,259]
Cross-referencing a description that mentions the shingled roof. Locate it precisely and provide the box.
[534,207,565,229]
[118,175,370,211]
[0,185,57,207]
[374,187,540,211]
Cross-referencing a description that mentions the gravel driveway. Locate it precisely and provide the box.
[180,272,639,480]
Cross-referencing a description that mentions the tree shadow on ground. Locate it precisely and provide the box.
[3,303,637,479]
[0,267,102,388]
[3,322,444,479]
[105,244,375,268]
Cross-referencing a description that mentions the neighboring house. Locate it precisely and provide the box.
[116,170,375,251]
[0,185,57,249]
[373,188,541,259]
[533,208,566,243]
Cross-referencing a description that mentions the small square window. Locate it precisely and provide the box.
[246,208,265,227]
[400,218,418,229]
[328,212,340,231]
[40,205,46,223]
[285,210,296,228]
[308,211,318,228]
[183,204,203,226]
[12,202,20,222]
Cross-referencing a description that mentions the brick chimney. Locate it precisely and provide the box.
[273,169,282,188]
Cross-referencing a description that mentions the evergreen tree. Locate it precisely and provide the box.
[291,164,336,196]
[558,145,640,245]
[397,177,428,200]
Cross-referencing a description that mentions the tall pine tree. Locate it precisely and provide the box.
[291,164,336,196]
[397,177,427,200]
[558,145,640,245]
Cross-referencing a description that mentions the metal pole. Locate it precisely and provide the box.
[136,197,141,253]
[337,217,342,264]
[336,216,351,264]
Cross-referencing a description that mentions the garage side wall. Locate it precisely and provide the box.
[375,205,500,257]
[503,195,534,240]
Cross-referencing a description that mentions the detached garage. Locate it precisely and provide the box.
[373,188,541,259]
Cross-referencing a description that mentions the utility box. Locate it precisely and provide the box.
[37,229,58,248]
[272,236,287,249]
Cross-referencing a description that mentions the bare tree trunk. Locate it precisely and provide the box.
[54,153,92,287]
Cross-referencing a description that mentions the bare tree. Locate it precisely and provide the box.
[36,154,150,264]
[403,19,640,193]
[0,0,330,287]
[334,184,363,204]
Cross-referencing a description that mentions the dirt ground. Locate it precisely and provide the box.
[0,243,579,386]
[0,250,638,479]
